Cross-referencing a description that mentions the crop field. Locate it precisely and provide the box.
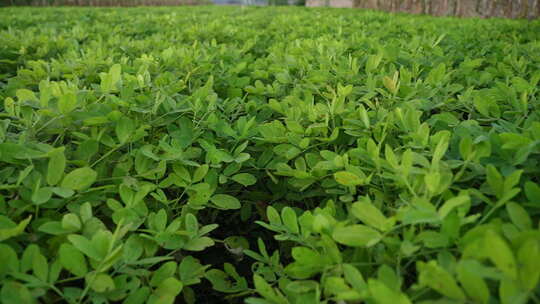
[1,6,540,304]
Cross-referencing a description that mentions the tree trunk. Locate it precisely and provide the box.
[352,0,539,18]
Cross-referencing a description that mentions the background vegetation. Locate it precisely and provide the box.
[1,0,209,6]
[1,5,540,304]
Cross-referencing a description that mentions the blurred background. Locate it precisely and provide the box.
[0,0,299,6]
[1,0,538,19]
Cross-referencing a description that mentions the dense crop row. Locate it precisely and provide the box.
[1,6,540,304]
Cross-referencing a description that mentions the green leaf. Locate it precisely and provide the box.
[16,89,38,103]
[38,221,69,235]
[51,187,75,198]
[101,64,122,93]
[398,200,440,225]
[524,181,540,202]
[351,198,391,231]
[432,134,449,167]
[320,234,341,264]
[91,230,113,262]
[59,243,88,277]
[0,215,31,242]
[17,165,34,186]
[32,251,48,282]
[457,260,489,304]
[68,234,104,260]
[86,272,115,293]
[18,246,43,273]
[210,194,240,210]
[124,287,151,304]
[332,225,382,247]
[486,165,504,198]
[503,170,522,192]
[150,262,178,287]
[224,236,249,253]
[285,280,319,294]
[205,267,247,293]
[123,235,144,262]
[473,94,493,117]
[3,97,15,116]
[193,164,209,183]
[79,202,93,223]
[61,167,97,191]
[367,279,411,304]
[365,53,383,73]
[499,278,527,304]
[184,213,198,234]
[500,133,531,150]
[417,260,465,300]
[49,259,62,283]
[424,171,441,194]
[58,92,77,115]
[334,171,363,186]
[343,264,367,294]
[284,260,325,280]
[377,264,400,291]
[184,237,214,251]
[32,187,53,205]
[47,148,66,186]
[325,275,359,299]
[148,277,183,304]
[281,207,299,234]
[116,117,135,144]
[253,274,287,304]
[484,230,517,280]
[385,145,399,168]
[506,202,532,230]
[438,195,469,220]
[1,281,34,304]
[459,136,473,160]
[266,206,281,226]
[109,64,122,87]
[0,244,19,276]
[518,238,540,291]
[62,213,82,232]
[231,173,257,186]
[179,256,208,286]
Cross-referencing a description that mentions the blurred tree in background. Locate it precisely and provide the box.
[352,0,539,19]
[1,0,210,6]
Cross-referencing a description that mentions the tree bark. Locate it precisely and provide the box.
[350,0,539,18]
